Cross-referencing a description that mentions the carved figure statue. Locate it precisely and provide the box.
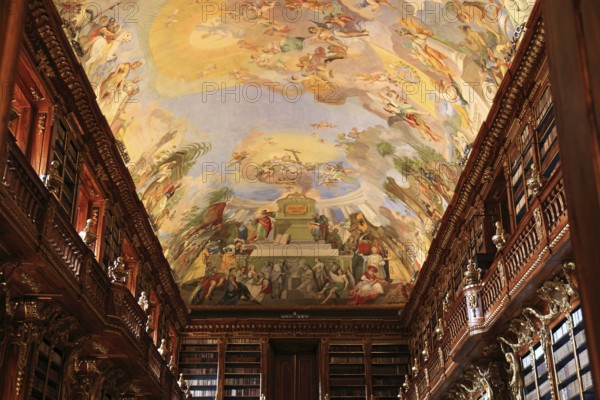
[504,351,524,400]
[463,259,481,286]
[492,221,508,250]
[108,256,128,283]
[526,164,543,196]
[158,338,169,358]
[503,317,534,350]
[178,373,186,388]
[79,219,97,247]
[138,291,149,313]
[43,160,63,195]
[538,278,573,314]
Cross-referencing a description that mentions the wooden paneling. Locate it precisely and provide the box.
[0,0,26,166]
[542,1,600,397]
[269,351,319,400]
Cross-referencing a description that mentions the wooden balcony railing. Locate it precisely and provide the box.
[444,292,468,352]
[45,212,86,278]
[542,177,567,236]
[1,133,180,397]
[413,169,569,398]
[480,261,505,318]
[2,131,48,237]
[112,285,146,340]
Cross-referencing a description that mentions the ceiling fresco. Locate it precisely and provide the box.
[56,0,533,308]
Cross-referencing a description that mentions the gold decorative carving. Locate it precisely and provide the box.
[19,272,42,293]
[561,261,578,298]
[500,345,524,400]
[533,208,544,238]
[37,113,47,136]
[498,260,506,287]
[492,221,508,251]
[526,165,544,197]
[421,340,429,362]
[91,341,109,354]
[23,299,41,319]
[467,292,478,312]
[30,87,45,101]
[463,259,481,287]
[42,159,63,195]
[412,356,420,377]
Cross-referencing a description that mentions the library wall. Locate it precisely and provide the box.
[177,334,410,400]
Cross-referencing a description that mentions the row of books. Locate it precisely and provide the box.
[552,321,570,344]
[524,370,536,388]
[373,378,403,385]
[372,365,408,375]
[372,356,409,364]
[553,341,574,364]
[225,367,260,374]
[330,389,366,396]
[329,378,365,386]
[181,368,217,374]
[188,390,217,397]
[187,379,217,386]
[224,377,260,385]
[226,355,260,362]
[181,345,218,352]
[559,379,580,400]
[372,346,408,353]
[329,346,363,352]
[226,346,261,351]
[582,371,593,391]
[329,357,364,364]
[181,352,219,359]
[574,330,587,349]
[373,389,402,397]
[557,358,577,382]
[329,365,365,374]
[223,388,260,396]
[579,348,589,368]
[184,338,219,345]
[228,338,259,344]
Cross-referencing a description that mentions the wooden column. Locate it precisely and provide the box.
[541,0,600,397]
[0,0,27,167]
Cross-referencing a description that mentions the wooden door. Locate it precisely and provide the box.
[268,341,319,400]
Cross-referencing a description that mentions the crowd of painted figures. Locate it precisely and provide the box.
[188,211,408,306]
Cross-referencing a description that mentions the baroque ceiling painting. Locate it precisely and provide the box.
[56,0,532,308]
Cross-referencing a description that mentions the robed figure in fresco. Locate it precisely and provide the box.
[250,210,275,242]
[348,265,387,305]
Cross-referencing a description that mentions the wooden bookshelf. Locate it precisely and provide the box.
[28,339,63,400]
[179,338,219,400]
[223,339,262,400]
[327,341,367,399]
[552,308,595,400]
[522,342,551,400]
[370,342,410,400]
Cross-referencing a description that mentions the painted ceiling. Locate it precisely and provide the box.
[56,0,532,308]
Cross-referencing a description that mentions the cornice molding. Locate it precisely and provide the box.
[185,318,406,337]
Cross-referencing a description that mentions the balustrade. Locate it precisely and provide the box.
[0,131,177,396]
[1,133,47,234]
[480,263,504,318]
[413,171,569,397]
